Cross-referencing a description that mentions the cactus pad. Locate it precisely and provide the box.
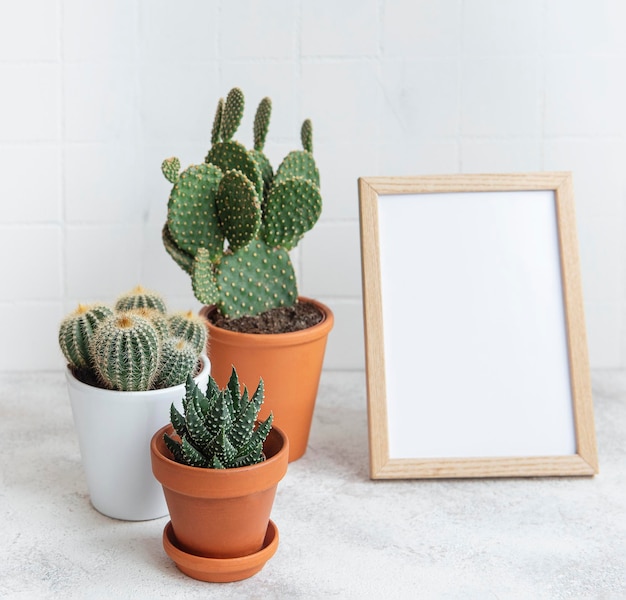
[211,97,224,145]
[191,247,220,306]
[162,224,194,275]
[274,150,320,187]
[215,240,297,318]
[301,119,313,153]
[253,97,272,151]
[161,157,181,184]
[205,140,263,201]
[167,163,224,261]
[262,177,322,250]
[220,87,245,142]
[216,169,262,251]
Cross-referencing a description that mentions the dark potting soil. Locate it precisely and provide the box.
[209,300,324,334]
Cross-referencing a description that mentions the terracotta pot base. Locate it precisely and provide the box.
[163,519,279,583]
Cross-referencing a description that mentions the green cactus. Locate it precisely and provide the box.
[59,288,206,391]
[162,87,323,320]
[168,310,209,354]
[127,307,170,341]
[154,337,200,389]
[90,313,161,391]
[58,304,114,369]
[164,367,273,469]
[115,285,168,314]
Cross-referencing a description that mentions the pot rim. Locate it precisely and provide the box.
[200,297,334,346]
[65,354,210,398]
[151,423,289,498]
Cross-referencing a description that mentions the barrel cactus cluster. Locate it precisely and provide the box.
[161,87,322,319]
[59,286,208,392]
[164,367,273,469]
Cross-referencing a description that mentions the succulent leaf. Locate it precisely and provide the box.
[181,435,210,468]
[170,403,188,439]
[164,432,185,463]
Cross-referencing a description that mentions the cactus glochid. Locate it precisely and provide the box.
[161,87,322,319]
[164,367,273,469]
[58,286,207,391]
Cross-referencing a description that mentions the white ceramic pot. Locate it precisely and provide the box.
[66,355,210,521]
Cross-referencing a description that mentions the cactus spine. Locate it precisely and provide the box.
[164,367,273,469]
[162,87,322,319]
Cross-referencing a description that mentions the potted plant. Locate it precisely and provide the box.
[59,285,210,521]
[150,367,288,582]
[160,87,334,461]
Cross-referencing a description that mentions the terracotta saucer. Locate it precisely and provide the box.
[162,519,279,582]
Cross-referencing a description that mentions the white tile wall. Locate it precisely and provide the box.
[1,0,625,371]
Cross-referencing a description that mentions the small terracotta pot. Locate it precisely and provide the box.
[200,297,333,462]
[150,423,289,564]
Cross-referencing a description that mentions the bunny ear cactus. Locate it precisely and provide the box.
[164,367,273,469]
[162,87,323,320]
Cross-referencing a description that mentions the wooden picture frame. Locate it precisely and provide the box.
[358,173,598,479]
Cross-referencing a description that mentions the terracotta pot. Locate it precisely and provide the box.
[66,355,210,521]
[150,423,288,567]
[200,297,333,462]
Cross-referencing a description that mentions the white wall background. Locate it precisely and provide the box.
[1,0,624,372]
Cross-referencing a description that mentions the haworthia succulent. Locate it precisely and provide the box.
[164,368,273,469]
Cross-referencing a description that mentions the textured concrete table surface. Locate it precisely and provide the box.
[1,370,624,599]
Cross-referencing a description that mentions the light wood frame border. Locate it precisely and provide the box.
[358,173,598,479]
